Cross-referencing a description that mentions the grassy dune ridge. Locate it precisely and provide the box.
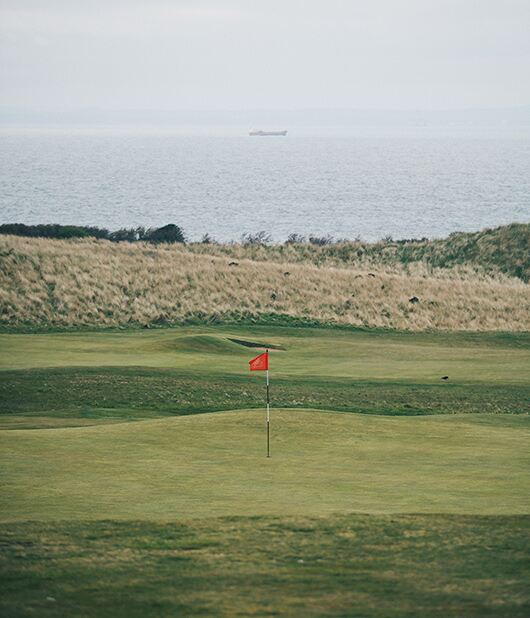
[190,222,530,281]
[1,225,529,331]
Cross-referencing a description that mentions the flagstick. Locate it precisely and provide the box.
[266,350,270,458]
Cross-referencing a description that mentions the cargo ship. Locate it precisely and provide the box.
[249,129,288,136]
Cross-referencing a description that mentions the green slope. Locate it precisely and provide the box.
[2,410,529,521]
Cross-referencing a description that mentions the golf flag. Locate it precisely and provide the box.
[248,350,271,457]
[249,351,268,371]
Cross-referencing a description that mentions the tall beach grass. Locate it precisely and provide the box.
[1,232,528,331]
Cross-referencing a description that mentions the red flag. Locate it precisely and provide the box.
[249,351,268,371]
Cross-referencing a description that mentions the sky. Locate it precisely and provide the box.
[1,0,530,112]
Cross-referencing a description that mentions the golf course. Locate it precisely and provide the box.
[1,324,529,616]
[3,0,530,611]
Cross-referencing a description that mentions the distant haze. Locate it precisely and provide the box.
[1,0,530,117]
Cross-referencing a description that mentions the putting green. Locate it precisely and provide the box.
[2,409,529,521]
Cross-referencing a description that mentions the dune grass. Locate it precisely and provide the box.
[1,232,529,331]
[190,222,530,282]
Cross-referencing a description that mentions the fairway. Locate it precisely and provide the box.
[1,325,529,616]
[2,326,530,383]
[1,326,529,430]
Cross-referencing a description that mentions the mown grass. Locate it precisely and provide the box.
[2,410,529,520]
[1,515,529,617]
[2,325,529,377]
[1,326,528,428]
[1,325,529,615]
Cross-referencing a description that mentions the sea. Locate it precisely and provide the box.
[1,126,529,242]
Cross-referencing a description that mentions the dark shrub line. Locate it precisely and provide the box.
[0,223,186,244]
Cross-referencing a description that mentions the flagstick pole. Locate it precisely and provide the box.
[266,351,270,458]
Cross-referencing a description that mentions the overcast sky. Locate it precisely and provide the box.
[1,0,529,112]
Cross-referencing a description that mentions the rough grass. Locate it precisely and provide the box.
[1,230,529,331]
[190,222,530,282]
[2,367,529,429]
[1,515,529,617]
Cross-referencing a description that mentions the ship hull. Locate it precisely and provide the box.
[249,130,288,136]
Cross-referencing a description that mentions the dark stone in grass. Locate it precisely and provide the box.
[228,261,239,267]
[409,296,420,304]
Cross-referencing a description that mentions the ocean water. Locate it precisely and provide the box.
[1,128,529,242]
